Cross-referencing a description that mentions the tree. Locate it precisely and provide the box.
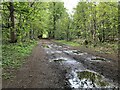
[8,2,17,43]
[73,2,118,43]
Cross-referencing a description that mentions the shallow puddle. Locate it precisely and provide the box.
[64,50,87,56]
[51,57,79,65]
[46,50,62,54]
[50,57,73,63]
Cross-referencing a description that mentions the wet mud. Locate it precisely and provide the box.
[42,41,118,89]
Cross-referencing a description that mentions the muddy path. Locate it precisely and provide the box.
[2,40,67,88]
[2,40,119,89]
[43,40,118,88]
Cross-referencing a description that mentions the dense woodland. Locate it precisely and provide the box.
[1,2,119,72]
[1,2,118,43]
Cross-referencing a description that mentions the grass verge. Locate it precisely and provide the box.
[55,40,80,47]
[2,40,37,79]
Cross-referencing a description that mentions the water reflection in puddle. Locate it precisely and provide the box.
[46,50,62,54]
[76,70,112,88]
[64,50,87,56]
[71,70,114,89]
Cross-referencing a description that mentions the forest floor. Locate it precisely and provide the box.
[2,40,66,88]
[2,39,119,88]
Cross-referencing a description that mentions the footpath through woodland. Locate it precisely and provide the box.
[3,40,119,88]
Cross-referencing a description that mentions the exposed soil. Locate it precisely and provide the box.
[2,40,67,88]
[2,39,119,89]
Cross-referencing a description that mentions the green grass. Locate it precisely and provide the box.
[55,40,80,46]
[2,40,37,79]
[2,73,14,80]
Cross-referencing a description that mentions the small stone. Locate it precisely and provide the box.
[29,75,33,77]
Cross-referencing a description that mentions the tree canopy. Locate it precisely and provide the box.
[1,2,118,43]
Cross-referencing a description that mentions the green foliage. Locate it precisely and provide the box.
[2,2,50,41]
[73,2,118,43]
[2,73,14,80]
[2,40,37,69]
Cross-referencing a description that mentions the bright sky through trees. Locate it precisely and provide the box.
[63,0,79,14]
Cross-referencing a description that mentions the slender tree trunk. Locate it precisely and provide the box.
[93,18,96,42]
[53,2,56,39]
[18,13,22,42]
[9,2,17,43]
[66,24,70,41]
[29,2,35,40]
[102,21,105,42]
[93,4,97,42]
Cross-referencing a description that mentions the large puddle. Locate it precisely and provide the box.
[41,42,116,88]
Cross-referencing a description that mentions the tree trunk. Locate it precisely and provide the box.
[52,2,56,39]
[102,21,105,42]
[9,2,17,43]
[93,4,97,42]
[66,24,70,41]
[93,18,96,42]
